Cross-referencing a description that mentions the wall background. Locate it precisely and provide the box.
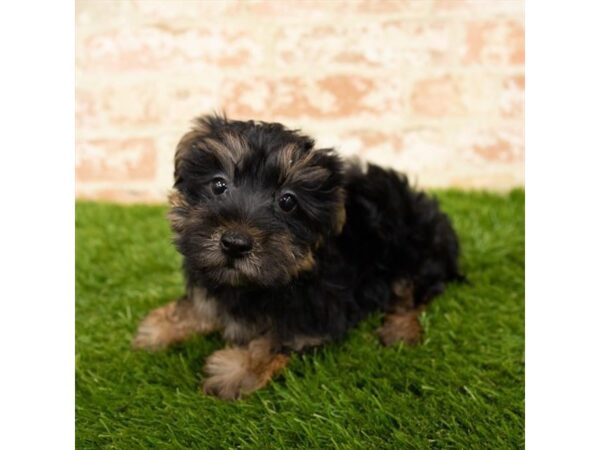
[76,0,524,203]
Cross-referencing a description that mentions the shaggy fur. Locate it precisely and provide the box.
[134,114,463,399]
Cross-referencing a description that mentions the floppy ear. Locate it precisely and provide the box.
[332,189,346,235]
[313,149,346,235]
[287,147,346,236]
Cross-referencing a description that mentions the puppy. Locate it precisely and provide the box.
[133,114,463,400]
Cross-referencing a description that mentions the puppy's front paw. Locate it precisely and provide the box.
[132,303,181,351]
[202,348,257,400]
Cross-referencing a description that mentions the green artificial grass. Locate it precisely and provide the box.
[76,190,524,449]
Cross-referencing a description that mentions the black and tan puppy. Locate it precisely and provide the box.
[133,114,463,400]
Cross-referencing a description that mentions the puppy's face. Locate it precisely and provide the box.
[169,115,345,288]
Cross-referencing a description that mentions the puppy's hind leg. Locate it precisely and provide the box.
[377,280,424,346]
[133,287,220,351]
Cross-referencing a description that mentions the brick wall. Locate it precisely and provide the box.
[76,0,524,203]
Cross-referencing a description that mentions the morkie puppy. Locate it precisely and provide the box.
[133,114,463,400]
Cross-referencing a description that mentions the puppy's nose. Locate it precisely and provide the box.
[220,230,253,257]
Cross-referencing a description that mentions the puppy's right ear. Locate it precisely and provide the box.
[174,114,227,185]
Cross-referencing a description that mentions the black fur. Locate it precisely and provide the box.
[170,114,463,350]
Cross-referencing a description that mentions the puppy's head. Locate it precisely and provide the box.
[169,114,345,288]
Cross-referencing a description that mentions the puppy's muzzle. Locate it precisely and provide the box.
[220,230,253,258]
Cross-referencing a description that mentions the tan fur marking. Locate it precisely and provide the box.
[291,166,331,186]
[377,280,423,346]
[204,137,236,175]
[221,221,267,243]
[167,189,190,233]
[168,189,188,208]
[223,132,248,163]
[203,337,289,400]
[276,143,300,182]
[174,117,249,181]
[133,291,220,351]
[175,129,245,181]
[279,147,331,187]
[269,232,315,278]
[333,202,347,235]
[292,250,316,275]
[284,335,327,352]
[377,311,423,346]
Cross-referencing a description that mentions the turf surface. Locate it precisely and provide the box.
[76,189,524,449]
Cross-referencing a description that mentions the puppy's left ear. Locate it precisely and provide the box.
[312,148,346,235]
[332,190,346,235]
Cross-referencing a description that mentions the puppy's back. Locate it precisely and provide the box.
[338,162,462,310]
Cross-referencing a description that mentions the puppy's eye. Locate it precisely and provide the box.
[278,193,297,212]
[211,178,228,195]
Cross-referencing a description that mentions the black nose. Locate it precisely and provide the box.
[220,230,253,257]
